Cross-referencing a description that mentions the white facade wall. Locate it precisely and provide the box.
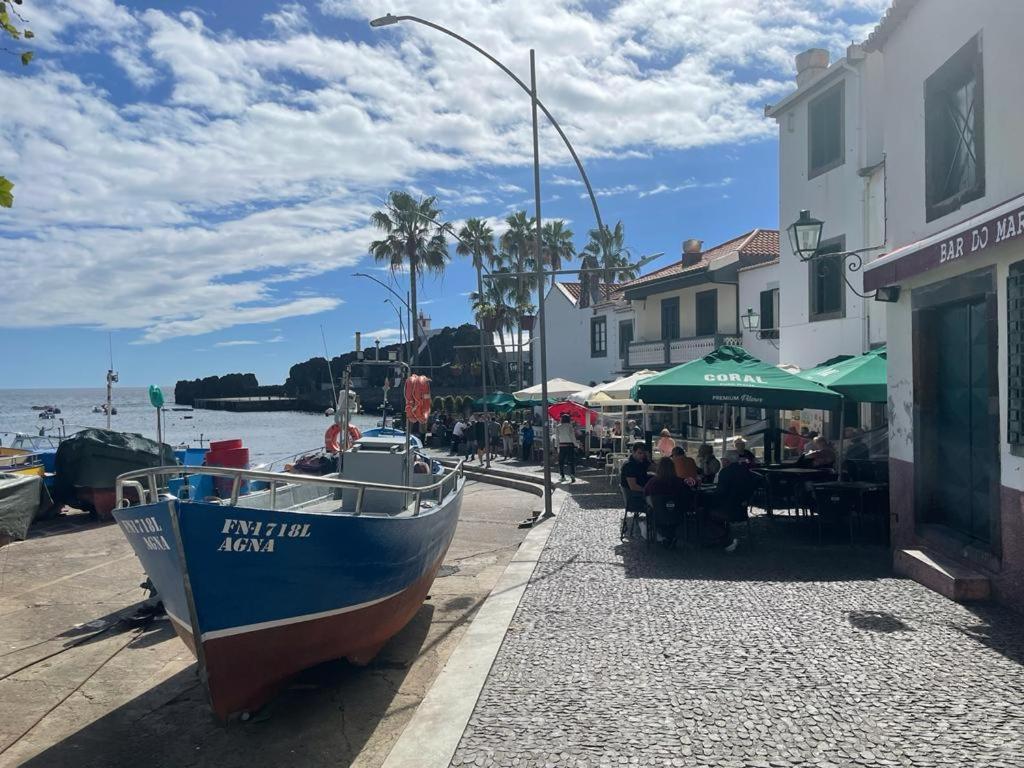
[631,282,738,342]
[533,286,632,386]
[737,261,781,364]
[771,51,887,369]
[879,0,1024,486]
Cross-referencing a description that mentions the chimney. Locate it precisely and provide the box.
[795,48,830,88]
[681,239,703,267]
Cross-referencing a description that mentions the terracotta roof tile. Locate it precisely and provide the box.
[862,0,920,52]
[557,282,620,306]
[618,229,779,290]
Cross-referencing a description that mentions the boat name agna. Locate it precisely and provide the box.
[117,516,171,552]
[217,518,313,553]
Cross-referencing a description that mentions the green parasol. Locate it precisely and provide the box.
[799,348,887,403]
[471,391,520,412]
[632,345,841,410]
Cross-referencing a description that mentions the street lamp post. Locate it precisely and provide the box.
[785,210,899,302]
[369,13,612,519]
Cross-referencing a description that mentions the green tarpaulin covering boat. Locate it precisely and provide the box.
[799,348,888,403]
[632,345,841,410]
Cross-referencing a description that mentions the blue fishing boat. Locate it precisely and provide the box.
[113,435,464,720]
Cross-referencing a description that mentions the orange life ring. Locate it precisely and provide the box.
[404,375,432,424]
[325,423,361,452]
[325,423,341,452]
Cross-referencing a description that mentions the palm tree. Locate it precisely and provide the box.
[456,218,496,392]
[499,211,539,390]
[579,221,636,307]
[369,191,450,360]
[471,274,516,389]
[541,219,575,289]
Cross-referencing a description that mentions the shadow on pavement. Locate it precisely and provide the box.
[19,604,435,768]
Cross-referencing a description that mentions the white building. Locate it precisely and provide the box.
[858,0,1024,607]
[533,282,634,386]
[618,231,779,370]
[737,257,781,364]
[766,44,887,370]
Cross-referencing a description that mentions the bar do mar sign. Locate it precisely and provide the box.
[864,194,1024,291]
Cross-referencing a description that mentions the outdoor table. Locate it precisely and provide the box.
[809,480,889,543]
[755,467,837,516]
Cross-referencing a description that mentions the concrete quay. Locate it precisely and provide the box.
[0,481,543,768]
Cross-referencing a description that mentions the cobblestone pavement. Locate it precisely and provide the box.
[450,482,1024,767]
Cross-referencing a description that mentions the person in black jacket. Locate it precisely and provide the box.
[709,453,758,552]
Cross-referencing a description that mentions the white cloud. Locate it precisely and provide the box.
[264,3,311,36]
[362,326,403,343]
[638,176,734,197]
[550,174,585,187]
[498,183,525,193]
[214,340,261,347]
[0,0,877,344]
[589,184,639,198]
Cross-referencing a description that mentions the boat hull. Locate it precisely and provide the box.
[113,484,462,719]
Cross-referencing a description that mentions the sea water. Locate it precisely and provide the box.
[0,387,381,468]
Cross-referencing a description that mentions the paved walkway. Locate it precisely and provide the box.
[450,481,1024,767]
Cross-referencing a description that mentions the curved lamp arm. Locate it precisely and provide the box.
[370,13,606,238]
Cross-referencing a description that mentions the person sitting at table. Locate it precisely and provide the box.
[797,435,836,468]
[656,428,676,457]
[696,443,721,484]
[733,437,756,465]
[644,457,692,543]
[845,429,870,461]
[619,440,652,512]
[708,452,758,553]
[670,445,700,484]
[627,419,643,439]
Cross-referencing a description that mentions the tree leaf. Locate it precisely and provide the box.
[0,176,13,208]
[20,50,32,65]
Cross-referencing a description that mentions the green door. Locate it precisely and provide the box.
[930,298,993,542]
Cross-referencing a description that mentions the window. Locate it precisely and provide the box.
[808,81,844,178]
[810,236,846,321]
[590,316,607,358]
[925,34,985,222]
[661,297,680,340]
[759,288,780,339]
[618,320,634,360]
[696,290,718,336]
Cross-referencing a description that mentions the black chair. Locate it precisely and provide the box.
[647,494,689,549]
[619,487,647,542]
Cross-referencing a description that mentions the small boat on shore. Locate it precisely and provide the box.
[54,428,176,519]
[113,435,463,720]
[0,472,45,547]
[0,447,45,478]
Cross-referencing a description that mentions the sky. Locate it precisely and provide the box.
[0,0,888,388]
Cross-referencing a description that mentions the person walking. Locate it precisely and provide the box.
[521,421,535,462]
[501,419,514,460]
[464,417,478,462]
[451,417,466,456]
[555,413,578,482]
[474,416,490,467]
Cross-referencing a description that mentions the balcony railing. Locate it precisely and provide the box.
[626,334,741,369]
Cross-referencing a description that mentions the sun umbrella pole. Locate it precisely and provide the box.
[838,397,846,479]
[701,405,707,447]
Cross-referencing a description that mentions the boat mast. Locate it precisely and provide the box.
[106,333,118,430]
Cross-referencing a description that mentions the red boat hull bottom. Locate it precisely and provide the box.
[169,553,445,720]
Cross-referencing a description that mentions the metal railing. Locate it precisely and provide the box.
[627,334,742,368]
[115,461,465,518]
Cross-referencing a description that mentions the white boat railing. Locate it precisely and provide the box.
[115,461,465,518]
